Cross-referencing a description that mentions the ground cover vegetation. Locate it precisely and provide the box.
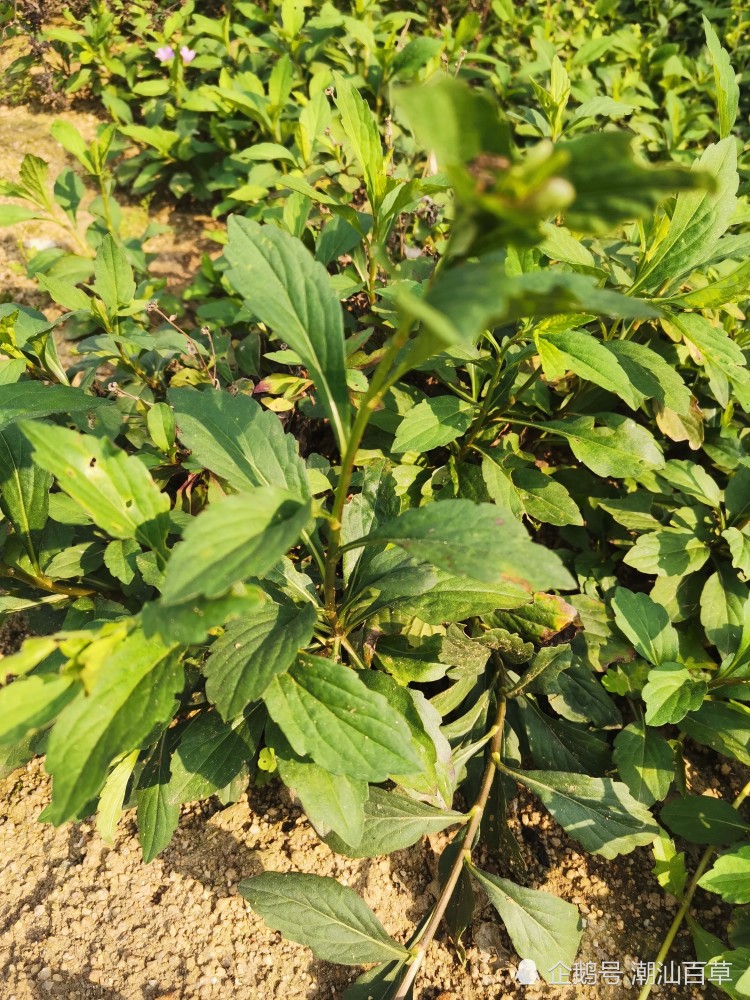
[1,0,750,995]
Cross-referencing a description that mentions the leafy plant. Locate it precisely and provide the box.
[1,6,750,998]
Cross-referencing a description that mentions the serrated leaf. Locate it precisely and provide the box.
[537,329,641,409]
[324,787,466,858]
[612,587,679,666]
[652,830,688,897]
[613,721,674,807]
[345,499,574,590]
[623,529,710,578]
[703,17,739,140]
[662,796,750,845]
[392,396,474,453]
[0,673,78,745]
[92,234,136,312]
[482,453,582,527]
[642,663,707,726]
[169,387,308,501]
[468,865,582,982]
[541,414,663,479]
[333,73,386,206]
[239,872,409,964]
[699,845,750,903]
[603,340,691,415]
[204,601,317,719]
[224,218,350,450]
[505,766,659,858]
[276,751,368,846]
[634,138,738,293]
[166,711,256,805]
[0,383,109,431]
[0,423,52,567]
[44,631,183,824]
[96,749,139,845]
[21,422,170,555]
[263,654,421,782]
[160,488,309,605]
[136,731,183,863]
[679,701,750,766]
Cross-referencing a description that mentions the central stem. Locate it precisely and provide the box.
[393,694,507,1000]
[322,321,413,635]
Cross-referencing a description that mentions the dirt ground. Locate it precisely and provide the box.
[0,90,740,1000]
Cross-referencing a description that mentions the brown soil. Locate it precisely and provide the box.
[0,753,735,1000]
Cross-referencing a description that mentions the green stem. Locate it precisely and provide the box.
[321,319,413,634]
[393,695,507,1000]
[637,777,750,1000]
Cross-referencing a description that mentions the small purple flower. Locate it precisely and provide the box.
[155,45,174,63]
[180,46,196,64]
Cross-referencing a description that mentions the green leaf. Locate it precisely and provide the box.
[21,422,170,555]
[652,830,688,898]
[662,796,750,846]
[96,749,139,845]
[623,529,711,578]
[0,423,52,567]
[481,453,582,527]
[0,383,109,431]
[602,340,691,415]
[679,701,750,766]
[169,387,309,501]
[160,488,310,605]
[612,587,679,666]
[559,131,702,235]
[395,76,509,171]
[672,312,750,407]
[504,766,659,858]
[0,673,78,745]
[50,120,95,172]
[541,414,663,479]
[703,17,739,140]
[224,218,350,450]
[36,275,91,313]
[166,711,256,805]
[726,463,750,525]
[699,845,750,903]
[92,235,136,313]
[398,569,532,625]
[204,601,317,719]
[276,751,368,846]
[0,204,42,226]
[701,569,747,659]
[468,865,582,982]
[634,138,738,294]
[333,73,385,206]
[642,663,707,726]
[136,731,181,863]
[324,787,466,858]
[44,631,184,824]
[515,696,611,775]
[658,459,723,507]
[724,527,750,577]
[537,329,641,409]
[238,872,409,964]
[490,593,580,645]
[392,397,474,453]
[263,654,421,782]
[345,499,574,590]
[613,721,674,807]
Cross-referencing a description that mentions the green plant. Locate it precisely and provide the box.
[2,7,750,998]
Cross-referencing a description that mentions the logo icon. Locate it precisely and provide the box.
[516,959,539,985]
